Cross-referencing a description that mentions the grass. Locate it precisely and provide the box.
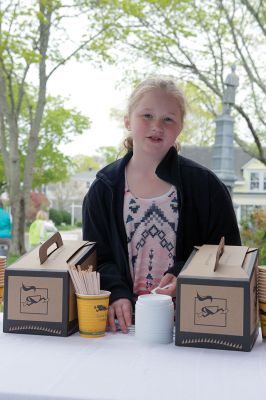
[7,254,19,266]
[58,224,80,231]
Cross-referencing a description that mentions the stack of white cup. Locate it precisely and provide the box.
[135,294,174,344]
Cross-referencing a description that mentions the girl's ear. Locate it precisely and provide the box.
[124,115,130,130]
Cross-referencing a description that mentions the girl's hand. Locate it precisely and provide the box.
[154,273,177,297]
[107,298,132,333]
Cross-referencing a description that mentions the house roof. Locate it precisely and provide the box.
[179,145,253,180]
[71,147,264,183]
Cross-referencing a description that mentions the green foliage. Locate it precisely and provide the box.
[240,209,266,264]
[7,254,20,266]
[6,89,90,188]
[41,97,90,142]
[31,149,71,188]
[25,95,90,187]
[0,0,125,254]
[181,82,218,145]
[61,210,71,225]
[71,155,100,173]
[49,208,71,226]
[96,146,120,165]
[49,208,63,226]
[104,0,266,161]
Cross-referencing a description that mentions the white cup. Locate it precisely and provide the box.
[135,294,174,344]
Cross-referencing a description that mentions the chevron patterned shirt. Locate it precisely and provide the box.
[124,179,178,297]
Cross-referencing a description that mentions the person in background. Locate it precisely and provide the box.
[29,210,57,249]
[82,76,241,333]
[0,199,12,256]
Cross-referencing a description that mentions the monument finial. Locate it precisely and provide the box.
[222,65,239,114]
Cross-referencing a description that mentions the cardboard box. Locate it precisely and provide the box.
[3,232,96,337]
[175,239,258,351]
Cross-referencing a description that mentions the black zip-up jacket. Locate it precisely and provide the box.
[82,147,241,304]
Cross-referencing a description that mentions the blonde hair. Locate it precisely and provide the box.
[124,77,186,151]
[36,210,48,220]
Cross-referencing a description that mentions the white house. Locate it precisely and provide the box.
[45,168,97,222]
[179,145,266,223]
[233,158,266,222]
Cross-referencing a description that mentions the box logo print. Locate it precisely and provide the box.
[20,283,49,315]
[194,292,228,327]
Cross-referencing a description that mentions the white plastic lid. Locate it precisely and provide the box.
[137,294,172,306]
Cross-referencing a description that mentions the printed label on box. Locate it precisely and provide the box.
[7,276,63,322]
[20,283,49,315]
[194,292,228,327]
[180,284,244,336]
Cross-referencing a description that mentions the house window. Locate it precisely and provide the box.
[250,172,260,190]
[249,171,266,191]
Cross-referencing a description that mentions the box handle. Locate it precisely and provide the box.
[39,232,63,264]
[214,236,225,271]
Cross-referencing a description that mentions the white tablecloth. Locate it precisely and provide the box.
[0,315,265,400]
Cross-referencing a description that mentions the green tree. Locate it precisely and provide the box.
[241,209,266,264]
[181,83,218,146]
[71,154,100,173]
[1,89,87,190]
[22,95,90,188]
[103,0,266,163]
[0,0,118,254]
[96,145,121,165]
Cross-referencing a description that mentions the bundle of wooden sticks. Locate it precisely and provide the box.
[68,264,100,295]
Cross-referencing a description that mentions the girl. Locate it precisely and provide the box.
[82,77,241,333]
[29,210,57,249]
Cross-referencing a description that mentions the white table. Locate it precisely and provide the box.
[0,315,265,400]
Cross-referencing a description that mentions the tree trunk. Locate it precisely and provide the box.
[18,196,26,254]
[9,191,26,255]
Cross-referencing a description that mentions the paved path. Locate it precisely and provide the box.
[25,228,82,251]
[59,228,82,241]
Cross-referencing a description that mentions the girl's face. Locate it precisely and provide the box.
[124,89,183,161]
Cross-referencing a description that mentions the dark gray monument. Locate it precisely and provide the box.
[212,66,239,193]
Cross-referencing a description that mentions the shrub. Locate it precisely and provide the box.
[49,208,72,226]
[49,208,63,226]
[61,210,71,225]
[240,209,266,264]
[251,209,266,230]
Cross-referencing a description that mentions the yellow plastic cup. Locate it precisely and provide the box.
[76,291,111,338]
